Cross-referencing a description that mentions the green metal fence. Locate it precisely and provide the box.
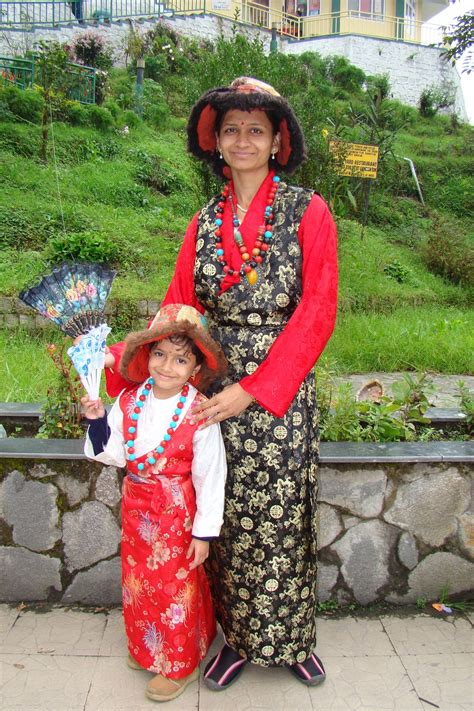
[0,55,96,103]
[0,56,35,89]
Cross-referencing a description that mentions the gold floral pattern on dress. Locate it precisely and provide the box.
[194,183,320,667]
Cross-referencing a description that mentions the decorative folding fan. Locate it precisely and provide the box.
[19,262,117,399]
[67,323,111,400]
[19,261,117,338]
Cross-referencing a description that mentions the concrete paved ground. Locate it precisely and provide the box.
[1,605,472,710]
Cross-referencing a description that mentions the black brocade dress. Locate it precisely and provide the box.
[194,184,320,667]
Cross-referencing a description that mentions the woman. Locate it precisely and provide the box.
[105,76,338,691]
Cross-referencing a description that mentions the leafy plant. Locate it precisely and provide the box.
[389,372,433,424]
[320,383,363,442]
[383,260,412,284]
[45,230,123,265]
[85,104,114,131]
[37,342,84,439]
[316,599,339,613]
[130,148,186,194]
[421,212,474,287]
[0,84,44,123]
[142,79,169,128]
[437,585,473,612]
[320,372,435,442]
[33,40,70,162]
[457,381,473,434]
[418,84,455,118]
[440,11,474,73]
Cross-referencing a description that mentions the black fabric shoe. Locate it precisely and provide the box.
[203,644,247,691]
[287,653,326,686]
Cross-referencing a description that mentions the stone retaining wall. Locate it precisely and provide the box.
[0,296,159,329]
[1,449,472,606]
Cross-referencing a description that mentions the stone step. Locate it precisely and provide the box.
[1,436,473,463]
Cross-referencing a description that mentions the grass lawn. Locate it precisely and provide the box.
[1,97,473,401]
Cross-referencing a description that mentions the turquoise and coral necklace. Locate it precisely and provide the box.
[213,175,280,285]
[125,378,189,471]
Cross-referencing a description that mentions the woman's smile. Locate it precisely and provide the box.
[217,109,280,179]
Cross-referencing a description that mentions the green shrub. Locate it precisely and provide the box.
[325,55,366,93]
[143,54,169,82]
[0,207,43,249]
[84,104,114,130]
[419,84,455,118]
[121,109,141,128]
[110,73,134,109]
[102,99,121,118]
[0,122,39,156]
[130,148,186,194]
[380,99,417,129]
[0,85,44,123]
[383,260,413,284]
[142,79,169,128]
[0,98,14,121]
[421,213,474,287]
[59,99,90,125]
[45,230,123,265]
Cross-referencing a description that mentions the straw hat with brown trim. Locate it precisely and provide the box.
[120,304,227,391]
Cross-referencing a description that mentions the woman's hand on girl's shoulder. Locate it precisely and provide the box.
[190,383,255,429]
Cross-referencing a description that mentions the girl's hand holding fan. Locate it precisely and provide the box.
[80,395,105,420]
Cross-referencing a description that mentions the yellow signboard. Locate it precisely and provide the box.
[329,140,379,179]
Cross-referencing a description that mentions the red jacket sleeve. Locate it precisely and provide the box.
[239,195,338,417]
[104,216,203,398]
[162,214,205,312]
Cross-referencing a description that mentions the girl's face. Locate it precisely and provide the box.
[216,109,280,177]
[148,338,200,398]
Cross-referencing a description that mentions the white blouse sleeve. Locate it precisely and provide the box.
[84,397,126,467]
[191,422,227,538]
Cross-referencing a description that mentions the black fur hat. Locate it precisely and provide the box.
[187,77,306,178]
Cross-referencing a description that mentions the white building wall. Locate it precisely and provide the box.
[285,34,467,119]
[0,12,466,118]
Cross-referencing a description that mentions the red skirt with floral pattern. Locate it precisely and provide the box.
[121,473,216,678]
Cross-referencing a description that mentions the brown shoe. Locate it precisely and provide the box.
[127,653,143,670]
[146,668,199,702]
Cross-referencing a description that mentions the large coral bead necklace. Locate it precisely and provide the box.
[213,175,280,286]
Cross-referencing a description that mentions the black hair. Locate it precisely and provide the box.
[150,335,204,365]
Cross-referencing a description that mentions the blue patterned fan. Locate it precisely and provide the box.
[19,262,117,337]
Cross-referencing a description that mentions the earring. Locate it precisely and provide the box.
[271,152,276,160]
[217,149,223,159]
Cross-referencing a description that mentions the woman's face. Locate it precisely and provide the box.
[216,109,280,177]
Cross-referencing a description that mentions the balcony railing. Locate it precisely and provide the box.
[0,0,443,45]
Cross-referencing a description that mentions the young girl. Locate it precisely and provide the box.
[83,304,227,703]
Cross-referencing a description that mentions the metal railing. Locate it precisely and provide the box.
[0,0,176,27]
[0,0,443,45]
[0,54,96,103]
